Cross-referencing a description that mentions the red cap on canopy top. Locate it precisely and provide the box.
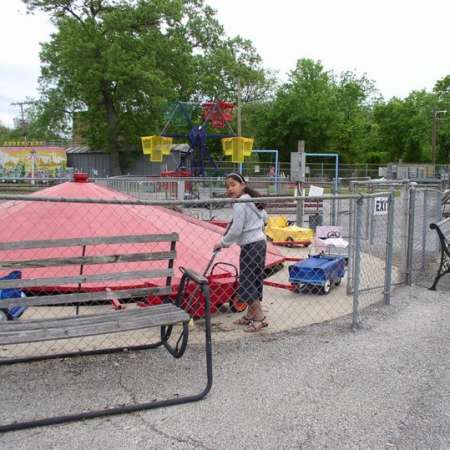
[73,173,89,183]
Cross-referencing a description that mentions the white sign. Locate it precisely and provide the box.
[374,197,388,215]
[308,185,324,197]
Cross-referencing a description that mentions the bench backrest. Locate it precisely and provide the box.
[0,233,178,309]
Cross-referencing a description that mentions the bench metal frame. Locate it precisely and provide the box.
[0,233,213,433]
[429,221,450,290]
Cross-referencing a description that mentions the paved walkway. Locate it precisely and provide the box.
[1,285,449,449]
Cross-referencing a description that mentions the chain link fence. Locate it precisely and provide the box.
[96,177,355,226]
[0,177,446,360]
[409,188,443,287]
[349,180,445,294]
[0,196,186,360]
[0,190,371,359]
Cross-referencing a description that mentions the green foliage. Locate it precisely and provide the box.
[254,59,377,163]
[0,100,63,144]
[433,77,450,162]
[16,2,450,168]
[0,123,23,143]
[371,90,436,163]
[27,0,209,173]
[195,35,277,102]
[22,0,273,173]
[253,58,450,166]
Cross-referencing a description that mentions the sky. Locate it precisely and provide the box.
[1,0,450,127]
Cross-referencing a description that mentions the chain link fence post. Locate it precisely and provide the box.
[406,187,416,286]
[352,196,363,328]
[420,190,429,271]
[365,183,371,242]
[347,183,355,295]
[296,184,304,227]
[384,191,395,305]
[177,180,185,201]
[399,182,410,284]
[369,184,375,245]
[436,189,443,222]
[331,182,337,226]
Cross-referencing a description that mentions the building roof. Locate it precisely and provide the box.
[66,144,191,154]
[65,146,106,154]
[171,143,191,154]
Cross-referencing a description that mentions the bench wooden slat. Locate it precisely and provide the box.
[0,233,179,251]
[0,306,189,345]
[0,305,177,331]
[0,309,189,344]
[0,286,171,308]
[0,251,176,270]
[0,269,173,290]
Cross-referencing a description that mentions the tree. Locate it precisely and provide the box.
[23,0,225,174]
[255,59,337,160]
[331,71,378,163]
[0,121,26,143]
[433,76,450,163]
[254,58,377,163]
[371,90,437,163]
[195,35,276,103]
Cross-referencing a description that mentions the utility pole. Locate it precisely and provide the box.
[237,76,242,137]
[432,108,448,168]
[236,77,242,173]
[10,101,35,142]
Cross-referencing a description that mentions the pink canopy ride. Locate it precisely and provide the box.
[0,176,284,315]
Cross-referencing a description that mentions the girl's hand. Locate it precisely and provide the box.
[213,242,222,252]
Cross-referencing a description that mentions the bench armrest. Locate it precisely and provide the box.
[430,222,450,256]
[175,268,212,317]
[179,267,208,285]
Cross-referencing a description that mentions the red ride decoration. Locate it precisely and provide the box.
[73,173,89,183]
[160,169,193,192]
[201,101,234,128]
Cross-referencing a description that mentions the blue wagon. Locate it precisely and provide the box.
[288,255,345,294]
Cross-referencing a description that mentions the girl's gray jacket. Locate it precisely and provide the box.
[220,194,268,248]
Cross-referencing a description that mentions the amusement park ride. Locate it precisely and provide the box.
[141,100,254,176]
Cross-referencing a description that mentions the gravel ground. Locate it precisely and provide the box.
[0,284,449,449]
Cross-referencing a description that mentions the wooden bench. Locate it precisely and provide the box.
[264,195,324,215]
[265,201,323,213]
[0,233,212,433]
[429,219,450,290]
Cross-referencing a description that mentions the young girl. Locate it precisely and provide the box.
[213,173,268,332]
